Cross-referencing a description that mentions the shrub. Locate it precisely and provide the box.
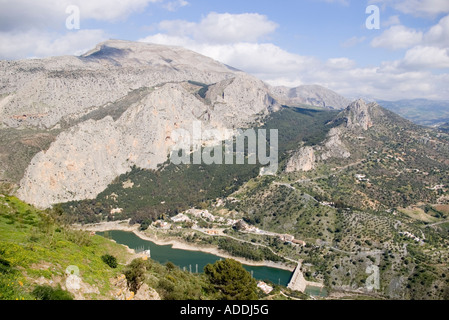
[31,285,73,300]
[101,254,118,269]
[124,259,147,293]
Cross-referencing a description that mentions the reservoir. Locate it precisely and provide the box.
[97,230,293,286]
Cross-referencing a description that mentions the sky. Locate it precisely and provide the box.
[1,0,449,101]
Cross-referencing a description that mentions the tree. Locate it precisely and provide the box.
[204,259,258,300]
[124,259,147,293]
[101,254,118,269]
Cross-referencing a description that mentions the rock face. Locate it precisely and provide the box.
[318,128,351,161]
[0,40,238,129]
[286,146,316,172]
[271,84,350,110]
[8,41,280,208]
[344,99,375,131]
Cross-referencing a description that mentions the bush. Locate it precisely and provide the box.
[101,254,118,269]
[124,259,147,293]
[32,285,73,300]
[0,258,12,274]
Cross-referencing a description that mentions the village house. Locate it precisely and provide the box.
[257,281,273,294]
[292,239,307,247]
[171,213,191,223]
[279,234,295,242]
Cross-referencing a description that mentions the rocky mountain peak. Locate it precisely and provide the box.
[344,99,379,131]
[81,40,236,74]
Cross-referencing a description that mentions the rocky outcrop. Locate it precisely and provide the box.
[285,146,316,172]
[206,75,281,128]
[318,128,351,161]
[345,99,374,131]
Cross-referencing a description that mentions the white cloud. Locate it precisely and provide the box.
[341,36,366,48]
[0,29,107,60]
[424,14,449,47]
[140,34,317,79]
[382,15,401,28]
[371,25,423,50]
[326,57,356,69]
[157,12,278,44]
[163,0,189,12]
[0,0,161,32]
[140,30,449,100]
[137,10,449,100]
[0,0,173,60]
[401,46,449,69]
[370,0,449,17]
[393,0,449,17]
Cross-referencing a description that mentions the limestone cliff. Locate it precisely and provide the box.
[11,42,279,208]
[285,146,316,172]
[344,99,375,131]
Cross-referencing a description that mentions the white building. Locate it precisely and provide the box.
[171,214,191,223]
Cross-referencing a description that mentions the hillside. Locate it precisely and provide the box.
[439,122,449,133]
[60,106,341,226]
[0,194,300,301]
[226,100,449,299]
[58,99,449,299]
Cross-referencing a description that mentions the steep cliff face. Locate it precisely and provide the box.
[344,99,375,131]
[318,128,351,161]
[10,42,280,208]
[285,146,316,172]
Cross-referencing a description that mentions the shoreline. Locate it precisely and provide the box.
[76,220,296,272]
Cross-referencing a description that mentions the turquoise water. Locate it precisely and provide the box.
[97,230,293,286]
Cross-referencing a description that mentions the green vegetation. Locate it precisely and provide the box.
[217,238,283,262]
[0,194,133,300]
[0,195,296,300]
[101,254,118,269]
[31,285,73,300]
[204,259,258,300]
[124,258,147,293]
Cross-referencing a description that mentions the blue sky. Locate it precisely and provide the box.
[1,0,449,100]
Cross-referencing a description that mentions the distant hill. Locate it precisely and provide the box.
[439,122,449,132]
[377,99,449,127]
[270,85,350,110]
